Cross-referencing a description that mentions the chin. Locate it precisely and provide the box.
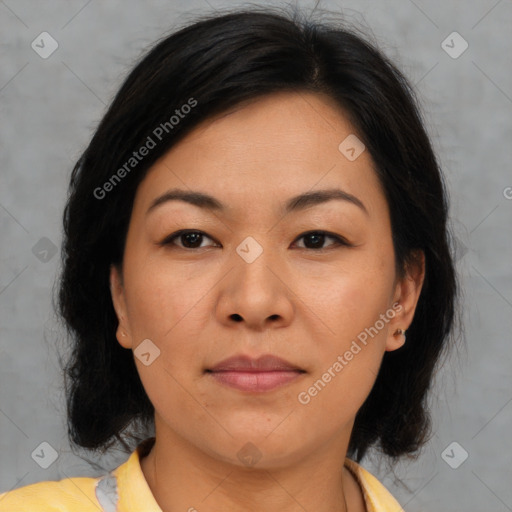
[202,428,313,470]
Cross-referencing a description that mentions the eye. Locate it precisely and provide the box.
[292,231,350,251]
[160,230,218,249]
[159,229,350,251]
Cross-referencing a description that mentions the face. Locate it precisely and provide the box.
[110,91,424,469]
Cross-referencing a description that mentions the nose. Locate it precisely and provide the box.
[215,242,294,331]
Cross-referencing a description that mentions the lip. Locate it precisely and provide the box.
[206,354,306,392]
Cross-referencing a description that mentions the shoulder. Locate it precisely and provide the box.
[0,475,101,512]
[0,438,155,512]
[344,458,405,512]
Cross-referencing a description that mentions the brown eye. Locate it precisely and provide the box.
[293,231,350,250]
[160,230,350,251]
[161,230,217,249]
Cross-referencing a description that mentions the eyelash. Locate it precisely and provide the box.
[159,230,351,252]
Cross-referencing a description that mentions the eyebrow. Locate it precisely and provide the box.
[146,187,368,216]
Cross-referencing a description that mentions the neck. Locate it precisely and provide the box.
[139,426,364,512]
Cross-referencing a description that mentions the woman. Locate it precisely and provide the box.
[0,6,457,511]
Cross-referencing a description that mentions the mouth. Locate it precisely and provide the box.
[205,354,306,393]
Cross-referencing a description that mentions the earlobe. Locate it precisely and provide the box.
[386,327,407,351]
[109,264,132,349]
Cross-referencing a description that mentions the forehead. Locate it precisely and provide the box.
[177,91,359,163]
[132,91,385,219]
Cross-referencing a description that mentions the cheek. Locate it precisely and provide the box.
[296,253,396,343]
[123,253,212,344]
[294,273,390,426]
[291,253,395,411]
[121,252,224,414]
[123,259,209,418]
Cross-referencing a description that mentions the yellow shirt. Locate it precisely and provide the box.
[0,438,404,511]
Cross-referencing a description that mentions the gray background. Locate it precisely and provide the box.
[1,0,511,510]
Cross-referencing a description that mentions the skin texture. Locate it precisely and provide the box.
[110,91,425,512]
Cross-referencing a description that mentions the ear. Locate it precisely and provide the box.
[386,250,425,352]
[110,263,133,349]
